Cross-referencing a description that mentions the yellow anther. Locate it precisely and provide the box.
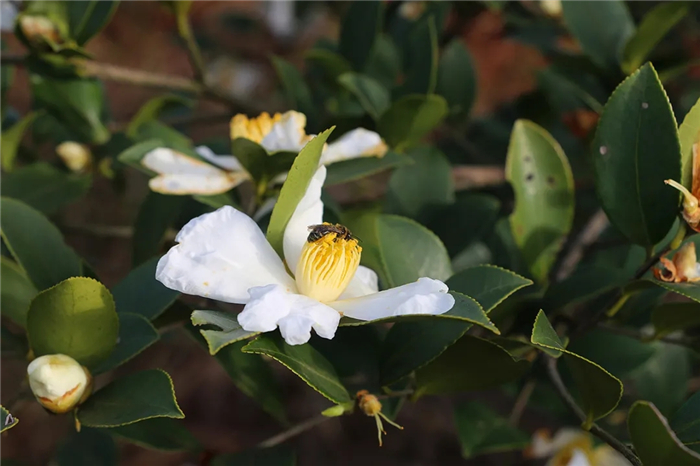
[230,112,282,144]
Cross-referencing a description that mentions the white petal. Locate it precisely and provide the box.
[330,277,454,321]
[143,147,245,195]
[195,145,245,172]
[338,266,379,299]
[530,429,587,459]
[320,128,388,165]
[559,449,591,466]
[283,165,326,270]
[591,446,632,466]
[156,206,295,304]
[260,110,310,153]
[237,284,340,345]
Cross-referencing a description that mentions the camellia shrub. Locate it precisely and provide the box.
[2,1,700,465]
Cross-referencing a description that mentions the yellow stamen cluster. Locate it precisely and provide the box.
[230,112,282,144]
[295,232,361,303]
[356,390,403,447]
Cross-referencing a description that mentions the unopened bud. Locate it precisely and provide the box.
[56,142,92,173]
[27,354,92,414]
[357,390,382,416]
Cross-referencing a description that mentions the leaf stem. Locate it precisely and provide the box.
[508,378,536,427]
[257,414,331,448]
[175,10,206,83]
[545,357,642,466]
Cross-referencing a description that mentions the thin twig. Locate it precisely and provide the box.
[175,10,206,83]
[508,378,536,427]
[451,165,506,191]
[545,357,642,466]
[597,322,696,348]
[556,209,609,281]
[257,414,332,448]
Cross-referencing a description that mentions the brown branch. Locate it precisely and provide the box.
[545,357,642,466]
[452,165,505,191]
[555,209,609,281]
[257,414,332,448]
[508,378,536,427]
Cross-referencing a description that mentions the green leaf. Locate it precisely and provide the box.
[338,72,390,120]
[212,446,295,466]
[629,401,700,465]
[266,128,334,258]
[230,137,296,184]
[242,333,351,404]
[271,56,316,125]
[111,256,179,320]
[27,277,119,368]
[592,63,681,247]
[622,2,689,75]
[1,197,83,290]
[1,111,40,172]
[109,418,200,452]
[506,120,574,284]
[671,391,700,447]
[78,369,184,427]
[398,15,438,96]
[379,293,495,385]
[1,405,18,433]
[130,121,193,153]
[437,40,477,118]
[339,1,383,71]
[2,162,91,214]
[31,75,110,144]
[191,310,258,354]
[378,94,448,151]
[454,402,530,459]
[325,151,408,186]
[116,139,166,171]
[67,1,119,45]
[679,98,700,190]
[56,428,117,466]
[385,146,454,219]
[126,94,193,140]
[561,0,635,70]
[531,310,623,428]
[132,192,186,266]
[414,336,530,398]
[544,265,628,310]
[446,265,533,313]
[1,257,38,328]
[652,302,700,338]
[364,34,401,89]
[92,313,159,375]
[305,48,353,83]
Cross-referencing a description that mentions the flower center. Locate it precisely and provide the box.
[230,112,282,144]
[295,224,361,302]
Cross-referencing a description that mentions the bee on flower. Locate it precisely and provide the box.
[155,160,454,345]
[140,110,388,196]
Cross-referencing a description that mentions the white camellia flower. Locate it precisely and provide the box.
[155,165,454,345]
[27,354,92,414]
[141,110,388,195]
[527,428,631,466]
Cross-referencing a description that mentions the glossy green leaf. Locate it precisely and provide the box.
[454,402,529,459]
[622,2,689,75]
[191,310,258,354]
[325,151,407,186]
[531,311,623,428]
[378,94,448,151]
[130,121,193,153]
[506,120,574,284]
[67,1,119,45]
[414,336,530,398]
[27,277,119,368]
[305,48,352,83]
[437,40,476,117]
[126,94,193,139]
[386,146,454,219]
[399,15,438,96]
[1,198,83,290]
[592,63,680,247]
[271,56,315,124]
[1,405,18,433]
[116,139,166,171]
[545,265,628,310]
[266,128,334,258]
[31,75,110,144]
[339,1,383,71]
[364,34,401,89]
[629,401,700,465]
[671,391,700,448]
[338,72,390,120]
[109,418,200,452]
[132,191,186,266]
[230,137,295,184]
[679,98,700,190]
[242,333,351,403]
[212,446,295,466]
[652,302,700,338]
[111,256,179,320]
[2,162,91,214]
[92,313,159,374]
[561,0,635,70]
[78,369,184,427]
[1,257,38,328]
[56,428,117,466]
[446,265,533,314]
[1,111,40,171]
